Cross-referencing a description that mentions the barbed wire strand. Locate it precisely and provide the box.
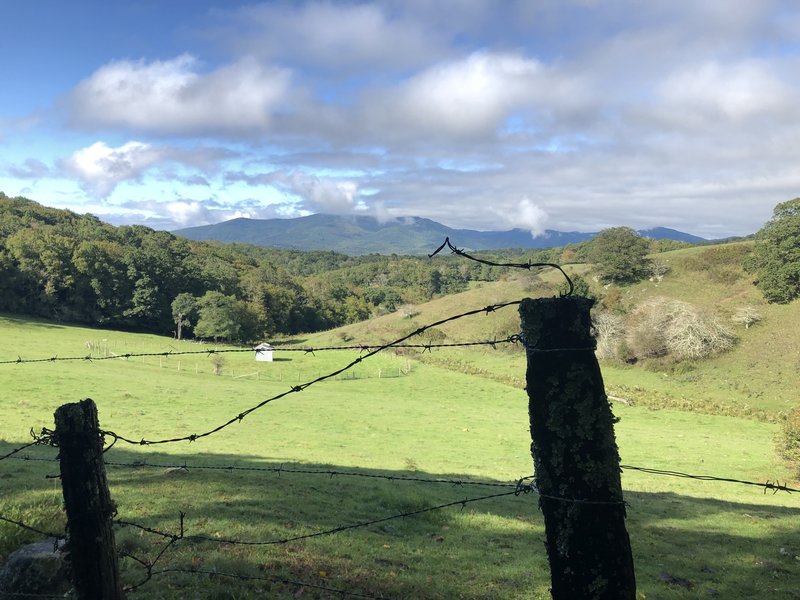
[0,337,521,366]
[91,300,522,446]
[115,482,536,547]
[429,237,574,296]
[120,512,185,593]
[0,438,47,462]
[101,459,528,489]
[0,514,64,540]
[6,451,799,496]
[116,481,628,551]
[116,512,389,599]
[620,465,800,494]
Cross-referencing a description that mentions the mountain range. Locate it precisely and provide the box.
[175,214,707,255]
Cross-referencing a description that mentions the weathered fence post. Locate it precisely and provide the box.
[54,398,126,600]
[520,297,635,600]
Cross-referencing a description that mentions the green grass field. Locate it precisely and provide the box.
[1,305,799,599]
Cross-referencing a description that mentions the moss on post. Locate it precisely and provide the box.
[55,398,126,600]
[520,297,635,600]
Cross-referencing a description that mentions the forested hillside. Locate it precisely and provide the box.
[0,194,510,340]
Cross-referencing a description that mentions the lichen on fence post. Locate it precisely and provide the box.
[54,398,126,600]
[520,297,635,600]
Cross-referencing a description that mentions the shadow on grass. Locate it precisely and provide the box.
[1,443,799,599]
[0,313,67,330]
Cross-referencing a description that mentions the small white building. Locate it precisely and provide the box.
[254,343,275,362]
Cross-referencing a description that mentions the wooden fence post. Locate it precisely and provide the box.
[519,297,635,600]
[54,398,126,600]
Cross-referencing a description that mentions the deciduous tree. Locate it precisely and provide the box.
[747,198,800,303]
[591,227,650,284]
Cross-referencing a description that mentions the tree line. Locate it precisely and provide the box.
[3,192,795,342]
[0,194,506,341]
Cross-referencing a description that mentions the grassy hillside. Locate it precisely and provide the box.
[2,268,799,598]
[309,242,798,420]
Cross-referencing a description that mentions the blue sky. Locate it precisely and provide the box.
[1,0,799,238]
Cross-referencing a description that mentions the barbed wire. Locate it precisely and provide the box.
[6,449,798,497]
[0,514,64,541]
[620,465,800,494]
[85,300,522,447]
[0,437,48,462]
[116,512,386,598]
[429,237,574,296]
[0,337,522,366]
[116,481,537,549]
[101,459,527,488]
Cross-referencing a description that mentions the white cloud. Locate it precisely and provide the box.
[507,197,549,237]
[658,60,794,120]
[272,171,362,214]
[66,55,291,137]
[61,141,164,197]
[212,1,447,73]
[365,51,584,138]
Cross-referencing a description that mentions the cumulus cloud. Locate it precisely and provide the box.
[211,1,447,73]
[506,197,549,237]
[228,169,363,214]
[65,55,291,137]
[278,172,360,213]
[364,51,585,139]
[658,60,794,121]
[61,141,164,197]
[103,197,289,230]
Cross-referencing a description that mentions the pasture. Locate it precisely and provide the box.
[1,311,799,599]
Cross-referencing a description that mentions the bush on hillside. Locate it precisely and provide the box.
[779,409,800,476]
[559,274,595,299]
[598,286,626,314]
[683,245,751,285]
[590,227,651,284]
[747,198,800,303]
[731,305,764,329]
[625,298,735,362]
[593,311,624,360]
[648,260,670,282]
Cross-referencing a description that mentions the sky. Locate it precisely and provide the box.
[1,1,799,239]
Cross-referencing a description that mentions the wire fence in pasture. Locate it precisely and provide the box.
[0,336,524,366]
[3,451,798,599]
[1,245,798,598]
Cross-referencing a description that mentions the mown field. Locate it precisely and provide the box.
[1,280,799,600]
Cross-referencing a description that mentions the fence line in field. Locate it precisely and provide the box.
[2,282,798,598]
[0,336,522,366]
[6,450,799,495]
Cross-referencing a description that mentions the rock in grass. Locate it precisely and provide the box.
[0,537,70,596]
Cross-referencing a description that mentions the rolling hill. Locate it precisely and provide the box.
[175,214,708,255]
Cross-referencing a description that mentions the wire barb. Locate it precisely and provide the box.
[429,237,574,296]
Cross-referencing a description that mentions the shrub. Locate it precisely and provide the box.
[747,198,800,303]
[593,311,624,360]
[210,353,225,376]
[625,297,735,362]
[598,286,626,314]
[731,305,763,329]
[398,304,420,319]
[684,245,751,284]
[590,227,651,284]
[649,260,670,282]
[779,409,800,476]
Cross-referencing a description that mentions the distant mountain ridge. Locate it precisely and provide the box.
[175,214,707,255]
